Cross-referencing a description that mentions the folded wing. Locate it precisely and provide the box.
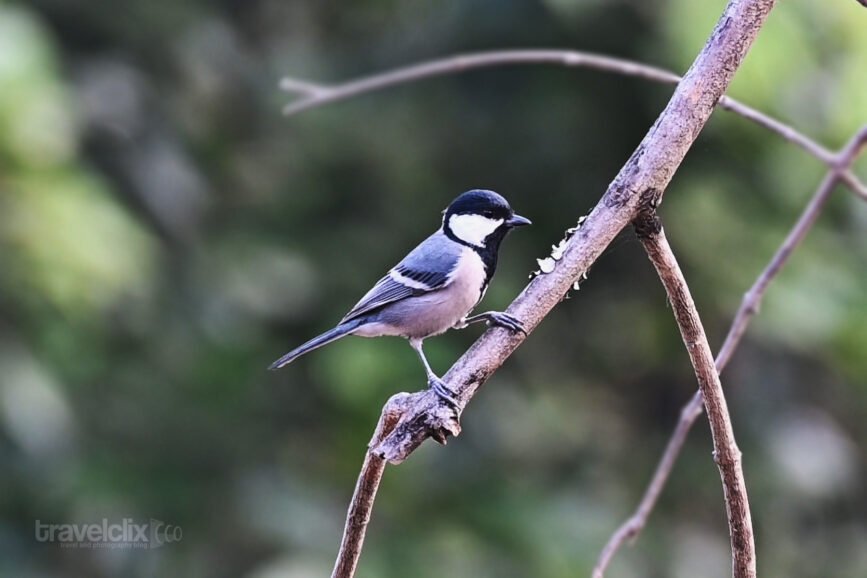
[341,231,461,323]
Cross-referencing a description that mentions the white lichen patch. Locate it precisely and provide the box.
[530,214,590,279]
[536,257,556,274]
[571,271,589,292]
[529,215,592,301]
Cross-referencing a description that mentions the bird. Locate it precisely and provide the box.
[269,189,531,406]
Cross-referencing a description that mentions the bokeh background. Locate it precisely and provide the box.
[1,0,866,577]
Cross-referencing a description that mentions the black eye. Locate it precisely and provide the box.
[482,210,495,218]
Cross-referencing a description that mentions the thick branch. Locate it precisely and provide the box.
[593,125,867,577]
[370,0,778,460]
[332,452,385,578]
[321,0,778,575]
[282,49,866,200]
[331,394,412,578]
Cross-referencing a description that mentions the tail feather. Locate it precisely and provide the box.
[269,320,362,370]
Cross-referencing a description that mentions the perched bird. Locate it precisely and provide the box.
[269,189,531,405]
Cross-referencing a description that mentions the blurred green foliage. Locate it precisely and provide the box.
[1,1,866,577]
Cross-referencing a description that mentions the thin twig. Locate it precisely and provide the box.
[593,390,703,578]
[593,125,867,577]
[278,77,332,98]
[635,207,755,578]
[715,98,866,199]
[716,126,867,367]
[281,50,678,115]
[281,49,867,200]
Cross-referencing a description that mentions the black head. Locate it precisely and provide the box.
[442,189,531,250]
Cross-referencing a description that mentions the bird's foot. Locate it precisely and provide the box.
[428,377,460,409]
[485,311,527,335]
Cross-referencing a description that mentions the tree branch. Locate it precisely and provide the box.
[318,0,780,574]
[281,50,867,201]
[716,125,867,368]
[278,77,332,99]
[593,124,867,577]
[634,206,755,578]
[331,394,412,578]
[371,0,778,462]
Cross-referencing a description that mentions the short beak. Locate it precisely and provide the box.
[506,214,532,227]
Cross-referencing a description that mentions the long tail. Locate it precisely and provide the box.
[268,319,362,370]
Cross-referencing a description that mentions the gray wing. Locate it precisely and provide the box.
[341,231,461,323]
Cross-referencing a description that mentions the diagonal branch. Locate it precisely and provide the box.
[371,0,778,462]
[593,124,867,577]
[323,0,779,575]
[634,206,755,578]
[330,394,412,578]
[716,125,867,368]
[281,49,867,201]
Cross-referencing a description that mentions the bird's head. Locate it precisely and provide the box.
[442,189,531,249]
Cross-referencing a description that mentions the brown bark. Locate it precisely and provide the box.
[316,1,782,576]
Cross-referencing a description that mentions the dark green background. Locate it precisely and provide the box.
[1,1,866,577]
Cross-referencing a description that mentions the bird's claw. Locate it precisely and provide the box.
[487,312,527,335]
[429,378,460,409]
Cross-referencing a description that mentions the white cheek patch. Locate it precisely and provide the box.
[448,214,503,247]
